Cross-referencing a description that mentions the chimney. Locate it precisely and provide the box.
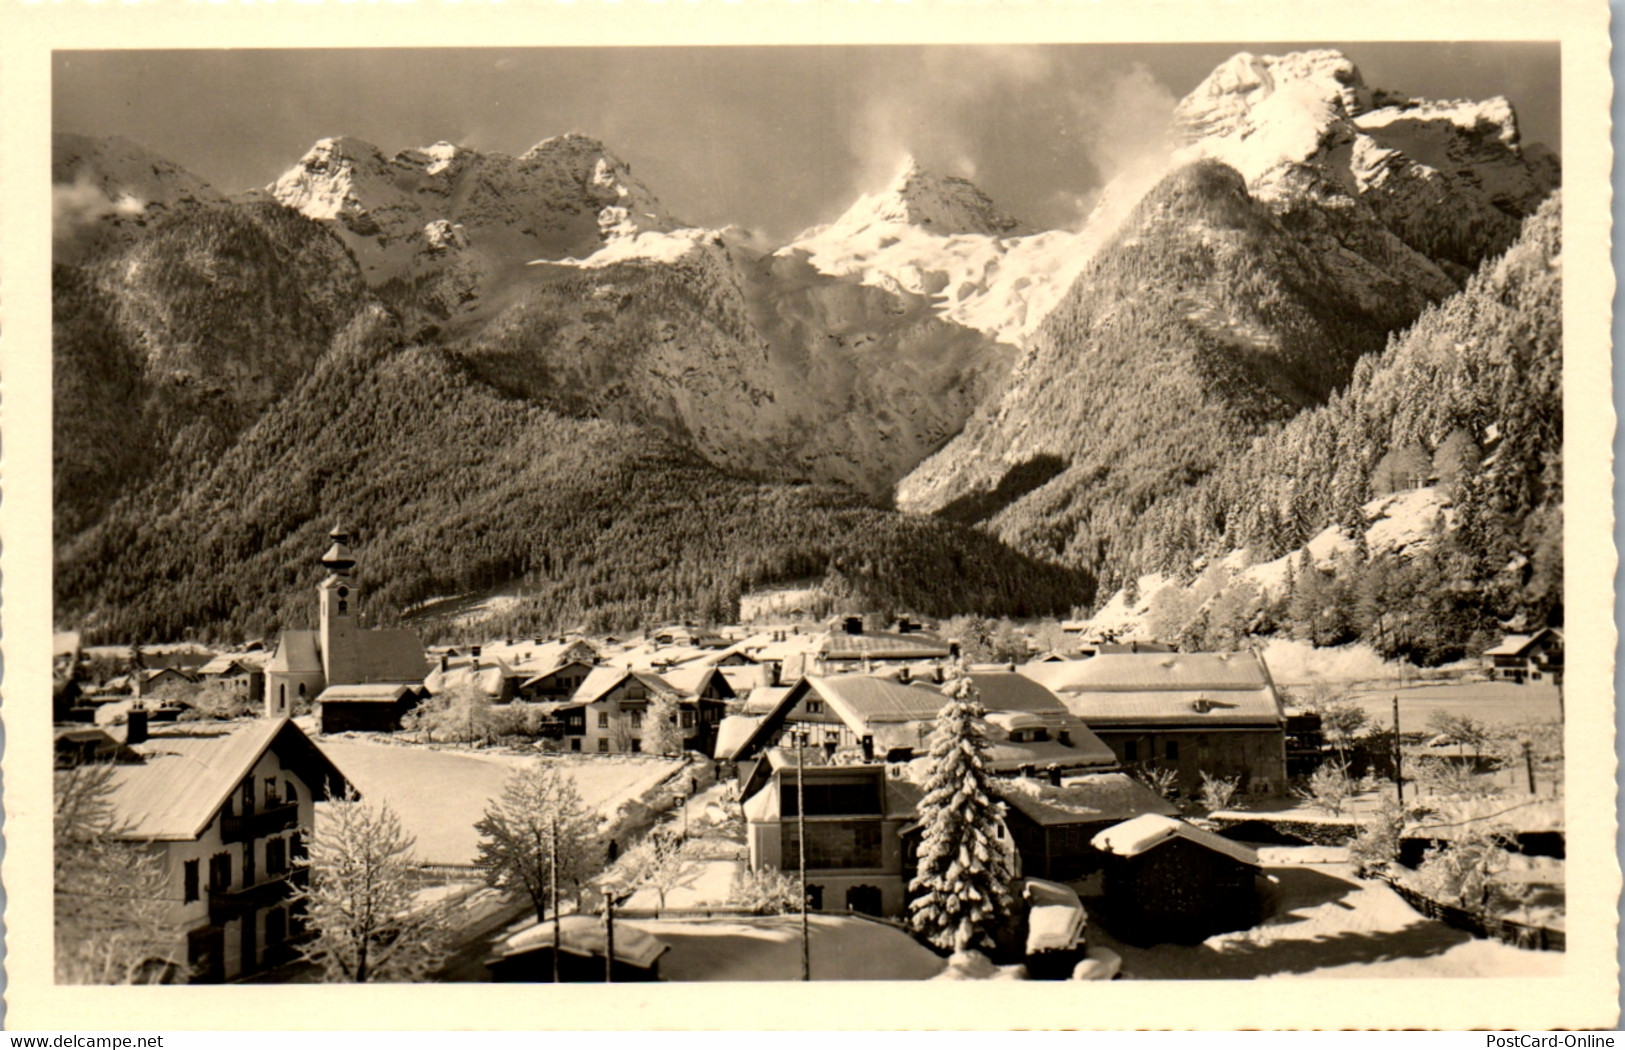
[899,666,912,684]
[126,708,149,746]
[471,645,482,658]
[1046,766,1063,787]
[1019,764,1036,780]
[770,661,782,687]
[440,655,449,672]
[933,664,945,684]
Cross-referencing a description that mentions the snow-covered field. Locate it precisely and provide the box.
[315,737,683,866]
[1090,860,1563,980]
[1343,680,1563,729]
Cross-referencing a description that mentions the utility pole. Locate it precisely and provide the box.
[796,729,810,983]
[1523,740,1536,795]
[603,838,619,984]
[1392,694,1404,806]
[550,819,560,984]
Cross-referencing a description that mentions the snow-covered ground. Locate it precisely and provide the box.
[315,737,682,866]
[632,914,946,981]
[1090,860,1563,980]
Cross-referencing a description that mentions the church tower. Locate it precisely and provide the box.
[318,526,361,687]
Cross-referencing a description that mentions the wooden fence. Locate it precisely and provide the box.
[1382,876,1565,952]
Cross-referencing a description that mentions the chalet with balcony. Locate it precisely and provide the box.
[730,670,1117,776]
[576,667,726,754]
[1483,628,1564,684]
[90,717,351,982]
[741,749,924,918]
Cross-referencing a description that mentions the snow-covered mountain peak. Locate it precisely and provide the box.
[1172,49,1557,275]
[518,133,678,238]
[1176,49,1371,146]
[399,140,468,176]
[825,157,1022,238]
[269,136,400,222]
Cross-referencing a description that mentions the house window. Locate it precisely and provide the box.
[266,907,287,947]
[283,781,298,804]
[338,600,348,615]
[1123,740,1138,763]
[805,885,824,911]
[297,683,307,699]
[243,840,256,885]
[598,712,609,729]
[266,837,288,877]
[806,700,823,715]
[290,830,308,862]
[571,738,581,752]
[680,710,695,729]
[598,738,609,753]
[265,777,280,806]
[208,851,232,893]
[1165,741,1180,761]
[183,859,200,903]
[240,779,254,816]
[630,711,643,729]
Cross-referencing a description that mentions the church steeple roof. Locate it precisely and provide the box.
[321,526,356,574]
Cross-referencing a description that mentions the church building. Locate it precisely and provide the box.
[264,528,427,732]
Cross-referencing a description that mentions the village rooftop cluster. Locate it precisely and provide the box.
[53,529,1567,985]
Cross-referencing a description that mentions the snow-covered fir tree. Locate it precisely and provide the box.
[907,660,1014,953]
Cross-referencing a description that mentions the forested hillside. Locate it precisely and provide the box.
[1123,194,1562,662]
[56,306,1092,643]
[898,161,1446,581]
[54,202,368,543]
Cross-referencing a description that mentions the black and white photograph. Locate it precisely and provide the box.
[5,0,1617,1032]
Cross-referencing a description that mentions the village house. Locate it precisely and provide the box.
[195,653,268,709]
[264,528,429,733]
[726,670,1118,777]
[574,666,727,754]
[1020,651,1288,797]
[78,713,351,982]
[740,749,924,918]
[517,658,597,701]
[1483,628,1564,684]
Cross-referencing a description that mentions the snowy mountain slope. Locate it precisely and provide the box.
[1175,50,1558,275]
[53,133,230,263]
[462,232,1012,499]
[782,158,1096,348]
[268,133,680,287]
[894,50,1558,578]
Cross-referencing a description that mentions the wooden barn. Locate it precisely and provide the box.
[1091,814,1263,944]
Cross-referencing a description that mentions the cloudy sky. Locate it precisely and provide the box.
[54,43,1559,243]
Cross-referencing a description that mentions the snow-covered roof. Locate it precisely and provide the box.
[1021,653,1283,728]
[714,715,762,761]
[997,773,1177,827]
[492,915,667,969]
[1091,814,1260,868]
[98,719,349,841]
[318,683,415,704]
